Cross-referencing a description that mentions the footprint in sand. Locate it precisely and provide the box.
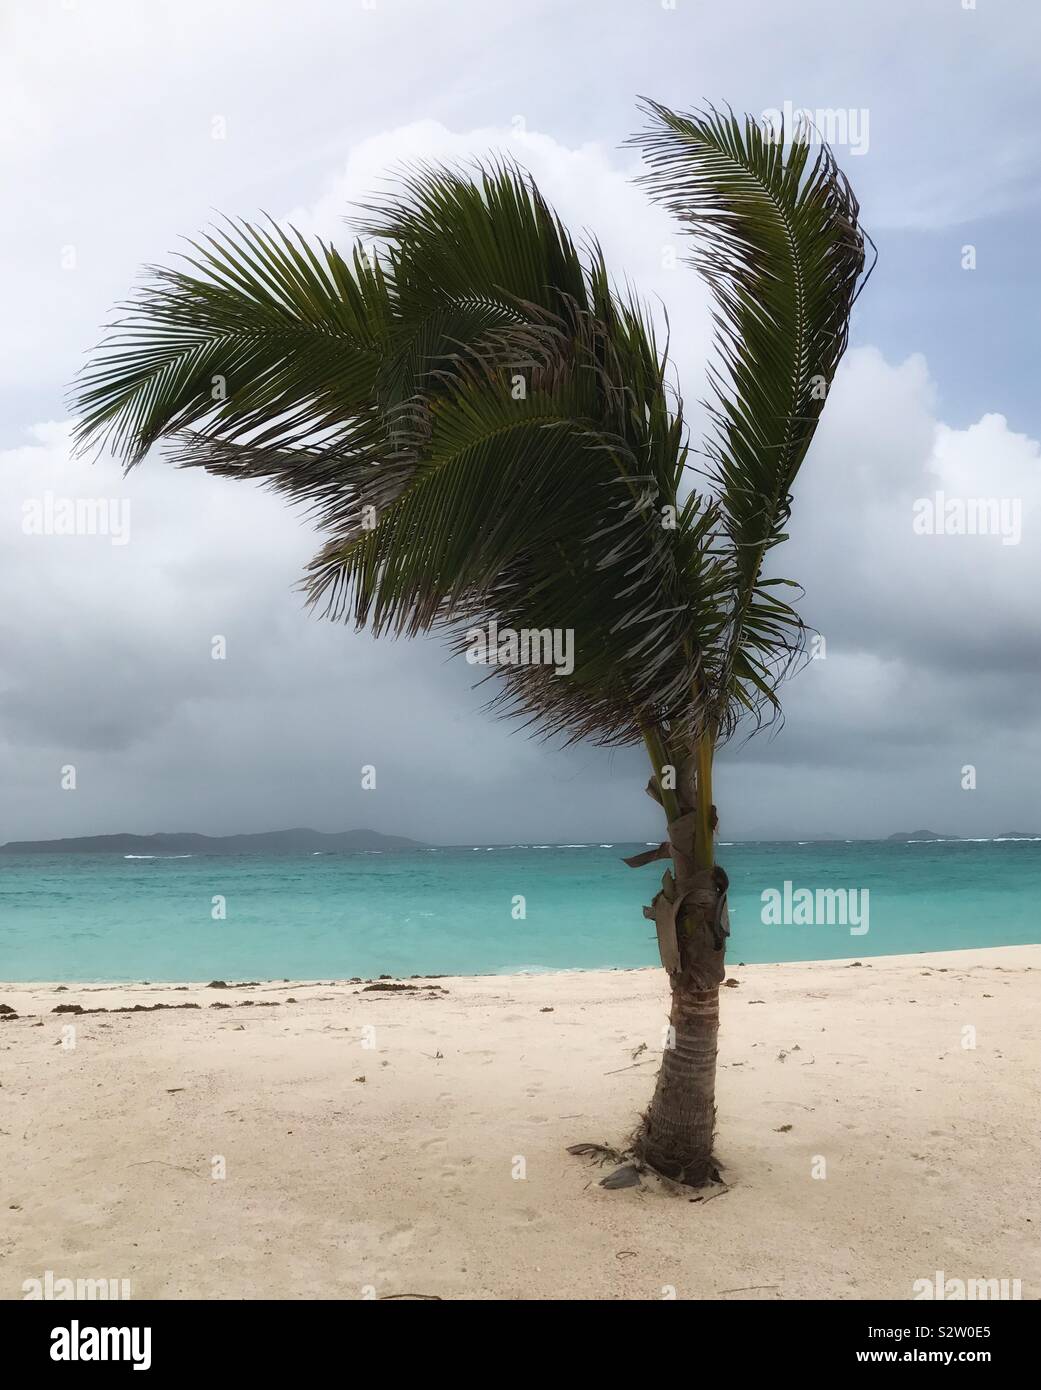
[503,1206,548,1229]
[380,1223,416,1255]
[439,1161,466,1196]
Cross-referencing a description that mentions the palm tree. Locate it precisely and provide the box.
[72,101,871,1187]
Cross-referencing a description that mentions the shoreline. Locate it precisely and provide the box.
[2,943,1038,1300]
[3,939,1038,995]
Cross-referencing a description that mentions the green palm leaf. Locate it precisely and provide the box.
[72,220,393,462]
[630,99,873,735]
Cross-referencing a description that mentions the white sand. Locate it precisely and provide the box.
[1,945,1038,1300]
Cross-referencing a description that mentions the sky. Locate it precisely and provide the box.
[1,0,1039,845]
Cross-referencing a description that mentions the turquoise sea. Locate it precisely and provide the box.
[0,839,1038,982]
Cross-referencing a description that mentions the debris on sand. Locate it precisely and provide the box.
[52,1002,201,1016]
[600,1164,642,1190]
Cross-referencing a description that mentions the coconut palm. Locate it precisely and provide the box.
[72,100,871,1186]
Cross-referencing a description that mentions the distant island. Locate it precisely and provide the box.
[886,830,1040,842]
[3,829,1036,855]
[886,830,960,841]
[0,828,427,855]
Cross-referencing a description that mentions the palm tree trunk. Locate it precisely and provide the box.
[637,961,722,1186]
[635,873,726,1184]
[631,730,726,1186]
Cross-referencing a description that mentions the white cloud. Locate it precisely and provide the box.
[787,348,1040,666]
[284,118,715,402]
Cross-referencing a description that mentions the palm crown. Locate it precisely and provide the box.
[73,101,870,855]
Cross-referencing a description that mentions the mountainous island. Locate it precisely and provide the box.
[0,828,426,855]
[886,830,960,841]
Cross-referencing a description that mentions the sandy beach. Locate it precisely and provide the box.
[1,945,1038,1301]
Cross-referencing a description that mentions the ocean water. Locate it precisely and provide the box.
[0,839,1038,982]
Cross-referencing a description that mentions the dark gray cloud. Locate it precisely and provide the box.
[2,0,1038,844]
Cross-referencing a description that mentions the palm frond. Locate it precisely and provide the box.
[303,305,728,745]
[630,99,873,735]
[71,220,392,462]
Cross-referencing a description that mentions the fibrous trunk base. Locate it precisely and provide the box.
[634,982,720,1188]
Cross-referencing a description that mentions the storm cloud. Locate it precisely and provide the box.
[2,0,1038,844]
